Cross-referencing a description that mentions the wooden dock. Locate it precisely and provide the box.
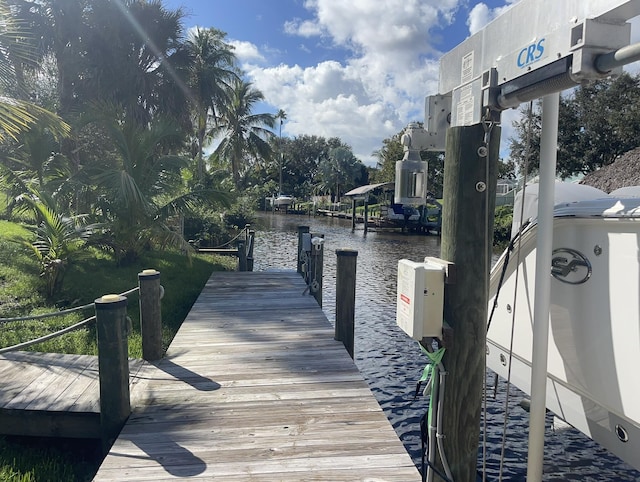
[94,270,420,481]
[0,351,145,438]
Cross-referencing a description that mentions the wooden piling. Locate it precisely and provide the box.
[237,239,247,272]
[364,200,369,234]
[308,234,324,307]
[247,229,255,272]
[439,123,500,481]
[335,249,358,359]
[351,198,357,231]
[297,225,310,275]
[95,294,130,453]
[139,269,163,361]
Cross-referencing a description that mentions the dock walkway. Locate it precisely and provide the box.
[94,270,419,481]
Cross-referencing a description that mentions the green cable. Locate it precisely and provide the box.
[419,343,446,428]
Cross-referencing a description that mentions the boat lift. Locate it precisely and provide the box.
[402,1,640,480]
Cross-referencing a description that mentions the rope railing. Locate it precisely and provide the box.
[0,301,95,325]
[1,270,164,444]
[0,315,97,355]
[0,286,141,354]
[200,224,251,250]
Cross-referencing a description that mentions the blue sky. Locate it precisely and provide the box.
[162,1,639,167]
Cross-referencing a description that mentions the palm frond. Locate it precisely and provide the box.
[0,96,70,141]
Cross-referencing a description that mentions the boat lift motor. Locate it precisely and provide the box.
[394,123,430,207]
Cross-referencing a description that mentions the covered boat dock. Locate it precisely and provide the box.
[344,182,394,232]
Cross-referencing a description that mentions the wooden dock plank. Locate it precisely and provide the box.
[0,352,147,437]
[94,270,419,481]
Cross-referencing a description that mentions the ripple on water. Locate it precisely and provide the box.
[253,213,640,481]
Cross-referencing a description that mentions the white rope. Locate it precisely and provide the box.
[497,101,534,481]
[0,302,94,324]
[0,286,140,325]
[0,315,96,354]
[481,111,495,482]
[0,286,142,353]
[208,226,249,249]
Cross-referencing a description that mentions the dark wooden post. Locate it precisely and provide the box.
[364,199,369,234]
[335,249,358,359]
[351,198,357,231]
[95,294,130,453]
[308,234,324,307]
[139,269,162,361]
[439,123,500,481]
[297,225,310,275]
[237,239,247,271]
[247,229,255,272]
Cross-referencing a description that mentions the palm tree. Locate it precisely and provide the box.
[0,0,69,140]
[18,188,95,297]
[80,0,186,125]
[86,106,229,264]
[181,27,238,181]
[213,79,275,189]
[275,109,286,194]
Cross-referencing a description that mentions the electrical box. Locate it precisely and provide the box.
[396,259,445,340]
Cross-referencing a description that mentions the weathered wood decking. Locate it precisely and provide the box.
[94,270,420,481]
[0,352,145,438]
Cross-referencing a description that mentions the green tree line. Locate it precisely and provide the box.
[509,72,640,179]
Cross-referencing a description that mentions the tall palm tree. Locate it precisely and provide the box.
[0,0,69,140]
[213,79,275,189]
[181,27,238,181]
[81,0,186,125]
[275,109,286,194]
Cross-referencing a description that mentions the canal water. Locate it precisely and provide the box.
[252,212,640,481]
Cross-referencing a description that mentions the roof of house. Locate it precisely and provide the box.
[580,147,640,193]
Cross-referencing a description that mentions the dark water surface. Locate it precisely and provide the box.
[252,212,640,481]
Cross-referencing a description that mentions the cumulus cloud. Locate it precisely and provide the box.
[467,0,519,35]
[284,18,323,37]
[234,1,530,165]
[228,40,265,63]
[242,0,465,164]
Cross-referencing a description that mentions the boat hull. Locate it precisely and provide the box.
[488,214,640,472]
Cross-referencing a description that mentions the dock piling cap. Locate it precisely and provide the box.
[100,294,121,302]
[141,268,159,276]
[94,294,126,306]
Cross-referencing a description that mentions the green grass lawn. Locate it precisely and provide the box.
[0,219,236,481]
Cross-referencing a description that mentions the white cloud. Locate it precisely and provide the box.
[467,3,491,36]
[284,19,323,37]
[240,0,464,165]
[228,40,265,64]
[230,1,547,166]
[467,0,519,36]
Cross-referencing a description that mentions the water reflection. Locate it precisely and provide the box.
[252,212,639,481]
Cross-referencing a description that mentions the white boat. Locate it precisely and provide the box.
[273,194,294,208]
[487,181,640,472]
